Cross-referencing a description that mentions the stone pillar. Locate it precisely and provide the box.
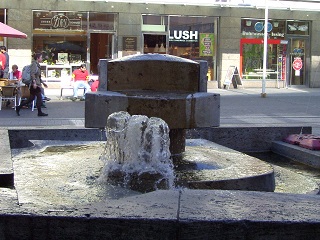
[197,60,208,92]
[169,129,186,155]
[98,59,110,91]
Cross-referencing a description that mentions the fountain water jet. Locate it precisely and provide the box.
[100,111,174,192]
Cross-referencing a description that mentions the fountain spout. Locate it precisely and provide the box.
[100,111,174,192]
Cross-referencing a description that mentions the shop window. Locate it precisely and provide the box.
[240,39,287,81]
[286,21,309,35]
[168,16,215,80]
[143,34,166,53]
[89,12,116,31]
[33,34,86,64]
[32,11,116,65]
[142,15,168,32]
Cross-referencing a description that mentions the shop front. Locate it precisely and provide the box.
[32,10,118,81]
[240,18,310,87]
[142,15,217,81]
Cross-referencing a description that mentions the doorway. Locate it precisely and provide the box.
[90,33,114,74]
[288,37,309,86]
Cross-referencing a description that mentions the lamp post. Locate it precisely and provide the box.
[261,0,268,97]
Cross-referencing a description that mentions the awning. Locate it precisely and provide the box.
[0,22,27,39]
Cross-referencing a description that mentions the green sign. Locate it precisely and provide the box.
[199,33,214,56]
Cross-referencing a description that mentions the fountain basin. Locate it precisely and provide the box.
[1,128,320,239]
[175,139,275,192]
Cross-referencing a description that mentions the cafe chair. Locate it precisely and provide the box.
[18,85,35,111]
[0,85,18,110]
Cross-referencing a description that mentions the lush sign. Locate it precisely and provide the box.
[169,30,198,42]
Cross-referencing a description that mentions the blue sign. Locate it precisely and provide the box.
[254,22,273,32]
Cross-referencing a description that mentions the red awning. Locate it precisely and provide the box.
[0,22,27,39]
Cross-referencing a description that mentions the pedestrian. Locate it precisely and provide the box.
[16,52,48,117]
[0,46,9,79]
[71,63,90,101]
[5,64,22,107]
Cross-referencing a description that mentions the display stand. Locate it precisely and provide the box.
[223,66,243,89]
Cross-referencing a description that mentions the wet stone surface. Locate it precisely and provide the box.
[11,141,141,209]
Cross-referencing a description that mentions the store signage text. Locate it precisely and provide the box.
[123,37,137,51]
[242,31,284,38]
[39,14,81,29]
[169,30,198,42]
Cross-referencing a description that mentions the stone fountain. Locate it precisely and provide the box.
[0,52,318,237]
[85,53,275,192]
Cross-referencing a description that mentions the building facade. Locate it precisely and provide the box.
[1,0,320,88]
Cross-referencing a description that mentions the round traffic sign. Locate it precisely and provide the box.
[292,57,303,71]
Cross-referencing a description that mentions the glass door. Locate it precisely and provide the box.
[288,37,309,86]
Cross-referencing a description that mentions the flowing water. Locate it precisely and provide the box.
[246,151,320,194]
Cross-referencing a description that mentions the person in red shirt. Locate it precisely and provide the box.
[0,51,6,78]
[71,64,90,101]
[90,79,99,92]
[11,64,22,80]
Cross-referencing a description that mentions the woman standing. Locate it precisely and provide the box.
[16,52,48,117]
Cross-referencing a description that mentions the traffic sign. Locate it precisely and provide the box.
[292,57,303,71]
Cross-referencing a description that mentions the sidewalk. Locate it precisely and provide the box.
[0,87,85,128]
[0,86,319,134]
[211,86,320,134]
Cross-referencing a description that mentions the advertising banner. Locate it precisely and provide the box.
[199,33,214,56]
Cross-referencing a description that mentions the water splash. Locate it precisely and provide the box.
[99,111,175,192]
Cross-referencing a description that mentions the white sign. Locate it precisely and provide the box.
[169,30,198,42]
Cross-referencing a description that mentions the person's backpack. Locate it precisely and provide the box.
[21,64,32,85]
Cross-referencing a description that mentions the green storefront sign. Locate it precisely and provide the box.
[199,33,214,56]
